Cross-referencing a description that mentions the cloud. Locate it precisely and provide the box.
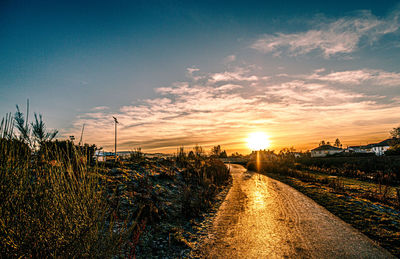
[306,69,400,86]
[251,10,400,58]
[209,67,260,82]
[67,62,400,153]
[223,54,236,63]
[186,67,200,74]
[91,106,110,111]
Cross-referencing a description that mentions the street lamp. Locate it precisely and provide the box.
[113,116,119,161]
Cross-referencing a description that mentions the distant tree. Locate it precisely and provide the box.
[230,152,242,157]
[220,150,228,158]
[319,140,326,146]
[211,145,221,157]
[390,126,400,138]
[176,146,187,165]
[326,141,331,146]
[279,147,295,156]
[193,145,204,157]
[334,138,341,148]
[390,126,400,145]
[188,150,195,159]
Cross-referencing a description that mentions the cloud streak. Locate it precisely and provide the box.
[251,10,399,58]
[306,69,400,86]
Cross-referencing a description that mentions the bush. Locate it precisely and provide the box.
[180,157,230,218]
[385,144,400,156]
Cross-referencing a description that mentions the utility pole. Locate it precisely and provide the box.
[79,124,85,146]
[113,117,118,161]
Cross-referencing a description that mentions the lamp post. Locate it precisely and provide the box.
[113,116,118,161]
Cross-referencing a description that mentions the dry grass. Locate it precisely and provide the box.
[0,138,134,257]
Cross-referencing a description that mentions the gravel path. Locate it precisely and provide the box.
[194,164,394,258]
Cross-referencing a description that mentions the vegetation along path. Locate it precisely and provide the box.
[193,164,394,258]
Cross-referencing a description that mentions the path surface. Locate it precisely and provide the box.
[195,164,394,258]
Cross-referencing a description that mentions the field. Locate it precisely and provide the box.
[247,156,400,257]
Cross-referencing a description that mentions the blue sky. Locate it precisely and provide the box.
[1,1,400,153]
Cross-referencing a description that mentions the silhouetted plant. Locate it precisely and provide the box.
[129,147,143,161]
[14,105,30,144]
[31,113,58,146]
[0,113,14,139]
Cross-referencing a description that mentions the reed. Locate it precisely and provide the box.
[0,119,133,257]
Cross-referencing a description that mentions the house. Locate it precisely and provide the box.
[370,138,396,156]
[346,145,372,154]
[311,145,343,157]
[347,138,396,156]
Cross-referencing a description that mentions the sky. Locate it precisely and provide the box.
[1,0,400,154]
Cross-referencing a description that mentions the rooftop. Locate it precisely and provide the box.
[311,145,343,151]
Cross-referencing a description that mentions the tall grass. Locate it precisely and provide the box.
[0,138,133,257]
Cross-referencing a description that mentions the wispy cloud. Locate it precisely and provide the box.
[251,10,400,58]
[209,67,260,83]
[68,63,400,152]
[91,106,110,111]
[305,69,400,86]
[223,54,236,63]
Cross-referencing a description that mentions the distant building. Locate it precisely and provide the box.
[95,151,117,161]
[370,139,395,156]
[311,145,343,157]
[347,138,396,156]
[346,146,372,154]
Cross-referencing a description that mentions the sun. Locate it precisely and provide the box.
[247,132,270,151]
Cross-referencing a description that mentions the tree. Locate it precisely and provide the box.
[319,140,326,146]
[211,145,221,157]
[220,150,227,158]
[334,138,341,148]
[387,126,400,146]
[390,126,400,138]
[188,150,195,159]
[194,145,204,157]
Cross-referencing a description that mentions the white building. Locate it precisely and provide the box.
[311,145,343,157]
[370,139,394,156]
[347,138,396,156]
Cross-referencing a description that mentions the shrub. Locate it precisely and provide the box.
[180,157,230,218]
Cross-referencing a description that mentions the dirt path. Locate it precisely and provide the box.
[193,164,394,258]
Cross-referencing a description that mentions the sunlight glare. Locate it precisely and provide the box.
[247,132,270,151]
